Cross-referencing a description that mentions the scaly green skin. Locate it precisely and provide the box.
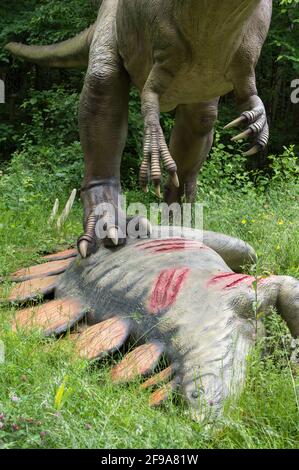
[5,0,273,256]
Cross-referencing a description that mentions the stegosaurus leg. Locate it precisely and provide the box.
[261,276,299,338]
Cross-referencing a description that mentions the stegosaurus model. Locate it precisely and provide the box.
[5,228,299,422]
[5,0,273,257]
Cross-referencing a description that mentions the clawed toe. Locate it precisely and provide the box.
[77,239,90,259]
[224,102,269,155]
[78,212,152,258]
[140,124,179,196]
[77,208,122,258]
[77,209,97,258]
[107,225,119,246]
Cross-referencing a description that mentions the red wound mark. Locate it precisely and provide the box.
[138,238,207,254]
[138,238,186,248]
[258,275,278,286]
[149,268,190,314]
[208,272,256,290]
[225,275,256,289]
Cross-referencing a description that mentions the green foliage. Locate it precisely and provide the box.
[0,173,298,448]
[0,321,298,448]
[268,145,299,181]
[0,142,83,211]
[256,0,299,149]
[1,0,298,169]
[0,0,298,449]
[199,137,299,195]
[19,87,80,146]
[0,0,96,161]
[0,0,95,61]
[272,0,299,72]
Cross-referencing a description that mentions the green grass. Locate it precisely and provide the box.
[0,180,298,449]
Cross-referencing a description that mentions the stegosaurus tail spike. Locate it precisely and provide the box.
[74,317,132,360]
[111,342,165,384]
[12,298,85,336]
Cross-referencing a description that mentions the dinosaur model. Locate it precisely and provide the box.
[5,0,273,258]
[4,227,298,422]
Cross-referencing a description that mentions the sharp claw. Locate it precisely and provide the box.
[78,240,89,259]
[108,226,119,246]
[224,115,246,130]
[243,145,261,156]
[154,185,162,199]
[231,128,252,142]
[171,172,180,188]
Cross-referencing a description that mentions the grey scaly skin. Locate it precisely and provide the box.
[54,227,299,422]
[5,0,273,256]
